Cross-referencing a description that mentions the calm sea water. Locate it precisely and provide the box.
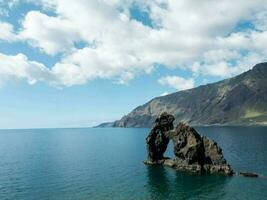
[0,127,266,200]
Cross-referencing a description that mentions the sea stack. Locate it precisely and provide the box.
[145,112,174,163]
[144,113,234,176]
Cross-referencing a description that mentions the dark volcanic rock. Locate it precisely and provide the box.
[144,115,234,176]
[202,136,227,165]
[170,123,233,175]
[144,112,174,163]
[171,123,204,165]
[239,172,259,178]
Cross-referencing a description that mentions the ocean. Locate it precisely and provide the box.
[0,126,266,200]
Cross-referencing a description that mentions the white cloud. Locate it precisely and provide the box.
[160,92,169,96]
[0,53,53,86]
[0,0,20,16]
[0,0,267,86]
[0,8,9,16]
[7,0,20,8]
[0,22,18,42]
[253,5,267,31]
[158,76,194,91]
[20,11,81,55]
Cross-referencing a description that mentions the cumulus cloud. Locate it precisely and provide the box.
[0,22,18,42]
[0,53,53,86]
[158,76,194,91]
[0,0,267,86]
[0,8,8,16]
[0,0,20,16]
[160,92,169,96]
[20,11,81,55]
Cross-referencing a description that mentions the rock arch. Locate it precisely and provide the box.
[144,113,233,176]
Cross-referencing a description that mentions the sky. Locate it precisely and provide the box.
[0,0,267,129]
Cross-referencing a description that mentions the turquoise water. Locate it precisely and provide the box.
[0,127,266,200]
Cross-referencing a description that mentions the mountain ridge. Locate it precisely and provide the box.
[98,62,267,127]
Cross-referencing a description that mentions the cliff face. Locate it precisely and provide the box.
[111,62,267,127]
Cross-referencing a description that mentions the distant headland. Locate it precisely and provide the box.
[97,62,267,128]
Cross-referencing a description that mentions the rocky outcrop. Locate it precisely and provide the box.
[144,114,234,176]
[170,123,233,175]
[239,172,259,178]
[145,112,174,163]
[171,123,204,165]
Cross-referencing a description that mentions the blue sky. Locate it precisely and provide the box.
[0,0,267,129]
